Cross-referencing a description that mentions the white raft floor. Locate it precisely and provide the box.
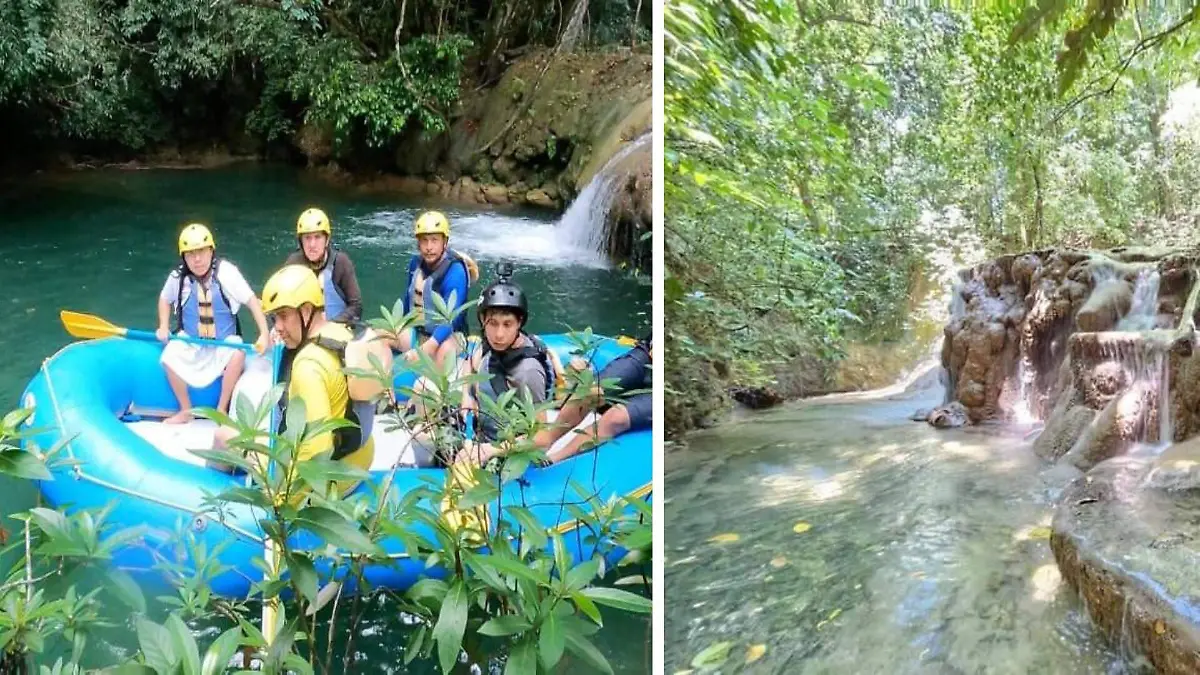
[125,355,595,471]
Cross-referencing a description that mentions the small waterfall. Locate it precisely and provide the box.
[1116,269,1161,331]
[1012,281,1055,423]
[1101,267,1171,444]
[1091,264,1119,287]
[557,131,651,253]
[1099,336,1172,446]
[948,281,966,321]
[1159,352,1174,446]
[943,282,966,404]
[1011,359,1036,425]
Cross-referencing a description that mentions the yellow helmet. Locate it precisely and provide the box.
[414,211,450,237]
[297,208,332,236]
[261,265,325,313]
[178,223,215,254]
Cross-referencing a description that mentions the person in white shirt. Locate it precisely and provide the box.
[155,223,270,424]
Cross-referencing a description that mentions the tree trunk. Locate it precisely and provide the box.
[1031,158,1044,248]
[1148,98,1173,219]
[481,0,524,81]
[558,0,588,53]
[631,0,642,47]
[797,174,824,235]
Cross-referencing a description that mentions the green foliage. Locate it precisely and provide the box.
[291,34,473,148]
[0,0,646,155]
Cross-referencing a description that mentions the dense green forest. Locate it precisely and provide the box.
[664,1,1200,434]
[0,0,649,164]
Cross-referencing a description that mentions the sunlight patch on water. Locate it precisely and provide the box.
[936,440,993,463]
[758,470,858,506]
[811,478,845,502]
[1031,564,1062,603]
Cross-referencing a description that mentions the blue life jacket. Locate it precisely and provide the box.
[315,247,347,321]
[173,258,241,339]
[405,249,470,335]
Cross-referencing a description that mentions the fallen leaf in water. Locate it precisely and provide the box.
[690,641,733,669]
[745,644,767,664]
[793,521,812,534]
[708,533,740,544]
[671,555,699,567]
[1155,619,1166,635]
[815,608,843,631]
[1028,526,1052,540]
[770,556,788,568]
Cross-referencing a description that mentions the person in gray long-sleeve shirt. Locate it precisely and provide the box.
[285,207,363,324]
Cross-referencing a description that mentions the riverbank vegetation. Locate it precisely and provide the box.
[0,0,649,167]
[665,1,1200,434]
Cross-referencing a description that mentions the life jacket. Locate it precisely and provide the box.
[277,324,386,461]
[405,249,479,335]
[473,333,557,442]
[173,258,241,339]
[314,246,348,320]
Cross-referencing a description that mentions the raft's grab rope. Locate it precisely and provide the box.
[35,341,650,556]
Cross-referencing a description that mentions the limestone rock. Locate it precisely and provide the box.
[526,189,555,208]
[729,386,783,410]
[1075,280,1132,333]
[483,184,509,205]
[1052,458,1200,675]
[492,156,519,184]
[1145,437,1200,491]
[927,402,969,428]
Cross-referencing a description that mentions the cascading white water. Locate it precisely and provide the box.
[1012,282,1054,424]
[1099,267,1173,445]
[348,209,609,269]
[1117,268,1161,331]
[556,131,651,253]
[1096,338,1173,447]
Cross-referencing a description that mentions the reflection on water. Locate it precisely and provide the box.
[665,386,1140,674]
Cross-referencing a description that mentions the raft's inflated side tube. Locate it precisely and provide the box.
[19,334,650,598]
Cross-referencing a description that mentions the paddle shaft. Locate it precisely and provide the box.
[125,328,257,353]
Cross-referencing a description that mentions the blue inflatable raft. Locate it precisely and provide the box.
[17,334,651,598]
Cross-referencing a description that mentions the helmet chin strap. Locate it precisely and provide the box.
[300,306,317,344]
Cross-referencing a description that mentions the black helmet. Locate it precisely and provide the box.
[479,263,528,326]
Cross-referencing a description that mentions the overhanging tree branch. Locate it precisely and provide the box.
[1048,9,1196,127]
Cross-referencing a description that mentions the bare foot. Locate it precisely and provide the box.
[164,410,193,424]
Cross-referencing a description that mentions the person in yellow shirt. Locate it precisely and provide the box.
[211,265,373,494]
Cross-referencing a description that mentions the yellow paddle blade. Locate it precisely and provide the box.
[60,310,127,339]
